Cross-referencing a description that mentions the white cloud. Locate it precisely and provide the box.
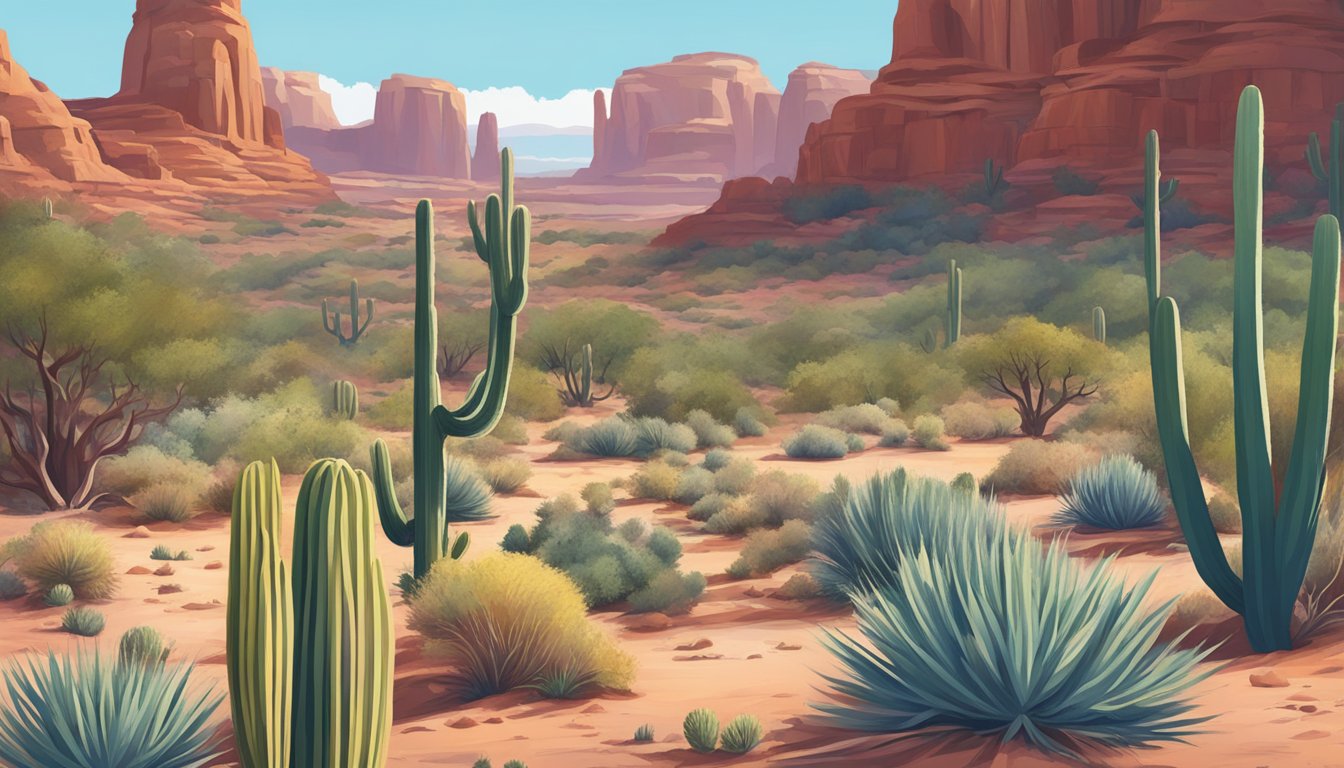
[318,75,377,126]
[461,86,607,128]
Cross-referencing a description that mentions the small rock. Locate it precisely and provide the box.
[154,564,175,576]
[484,717,504,724]
[673,653,723,662]
[1288,693,1318,702]
[157,584,183,595]
[1300,705,1319,713]
[126,526,151,539]
[196,545,215,552]
[1250,671,1290,688]
[626,613,672,632]
[1166,543,1190,553]
[776,642,803,651]
[126,566,152,575]
[448,717,479,729]
[747,654,763,660]
[204,561,223,570]
[743,586,765,598]
[1292,729,1330,740]
[401,726,433,734]
[675,638,713,651]
[182,601,221,611]
[144,598,164,604]
[581,703,605,714]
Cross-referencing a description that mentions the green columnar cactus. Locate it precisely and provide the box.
[42,198,52,219]
[369,148,530,578]
[1307,102,1344,220]
[1092,306,1107,344]
[226,459,293,768]
[291,459,393,768]
[944,260,962,348]
[333,380,358,420]
[1145,86,1342,653]
[983,159,1004,198]
[322,279,374,346]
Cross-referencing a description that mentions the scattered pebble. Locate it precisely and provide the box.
[675,638,713,651]
[1250,671,1289,688]
[743,586,765,598]
[401,726,433,734]
[204,561,223,570]
[484,717,504,724]
[154,564,175,576]
[673,653,724,662]
[182,601,221,611]
[776,642,803,651]
[157,584,183,595]
[126,526,151,539]
[1300,705,1319,714]
[625,613,671,632]
[448,717,479,729]
[747,654,763,660]
[197,545,215,552]
[126,566,152,575]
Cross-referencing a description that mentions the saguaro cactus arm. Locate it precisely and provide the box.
[1306,103,1343,219]
[321,280,374,345]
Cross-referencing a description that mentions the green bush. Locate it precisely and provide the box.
[689,493,733,522]
[634,723,655,742]
[408,553,633,699]
[580,482,615,516]
[683,708,720,753]
[1053,456,1168,530]
[774,573,823,600]
[701,448,734,472]
[61,606,105,637]
[442,456,494,522]
[501,524,531,553]
[984,440,1095,495]
[817,481,1212,754]
[784,185,873,223]
[150,545,191,561]
[685,409,736,448]
[630,461,683,502]
[783,425,851,459]
[941,400,1019,440]
[133,484,196,523]
[118,626,168,667]
[505,364,565,422]
[543,420,583,444]
[705,500,768,535]
[878,420,910,447]
[1052,166,1100,196]
[633,417,697,456]
[0,571,25,601]
[96,445,212,500]
[1207,492,1241,535]
[815,404,896,435]
[44,583,73,607]
[11,521,118,599]
[567,417,640,458]
[0,651,222,768]
[674,466,716,505]
[728,521,813,578]
[910,415,949,451]
[720,714,764,754]
[749,471,822,526]
[733,407,769,437]
[712,457,756,496]
[628,570,707,614]
[478,457,532,494]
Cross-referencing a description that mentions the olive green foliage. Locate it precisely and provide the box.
[0,572,25,601]
[61,606,105,636]
[478,457,532,494]
[684,409,737,448]
[983,440,1096,496]
[727,520,813,578]
[504,364,566,422]
[523,299,659,385]
[941,400,1019,440]
[783,425,852,459]
[150,545,191,561]
[720,715,764,754]
[44,583,73,607]
[118,626,168,668]
[9,521,118,599]
[910,415,949,451]
[134,484,196,523]
[634,724,655,742]
[683,708,720,753]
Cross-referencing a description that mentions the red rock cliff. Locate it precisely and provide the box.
[472,111,501,182]
[584,53,781,182]
[767,62,872,179]
[261,68,340,131]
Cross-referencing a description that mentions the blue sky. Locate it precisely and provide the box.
[4,1,894,110]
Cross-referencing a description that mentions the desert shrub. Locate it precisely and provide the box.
[878,420,910,447]
[684,409,736,448]
[712,457,756,496]
[118,626,167,667]
[218,382,366,471]
[505,364,565,422]
[363,382,412,429]
[630,460,683,502]
[446,436,515,462]
[817,497,1211,754]
[150,545,191,561]
[199,474,236,515]
[622,344,759,423]
[783,425,850,459]
[689,493,733,522]
[567,417,640,458]
[728,521,813,578]
[479,457,532,494]
[617,519,646,543]
[542,420,583,444]
[733,407,769,438]
[0,571,25,601]
[654,450,691,467]
[634,724,655,742]
[845,433,866,452]
[633,417,697,456]
[683,708,720,753]
[12,521,118,599]
[784,184,873,223]
[950,472,978,496]
[44,583,73,607]
[0,651,222,768]
[443,456,494,522]
[491,414,530,445]
[701,448,734,472]
[941,400,1019,440]
[674,466,716,505]
[1207,492,1241,534]
[720,714,764,754]
[628,570,707,614]
[875,397,900,416]
[815,403,895,435]
[61,606,105,636]
[1052,166,1100,196]
[812,470,1003,601]
[705,500,769,535]
[984,440,1095,495]
[407,553,633,699]
[783,343,966,415]
[750,471,822,526]
[1167,590,1237,637]
[910,415,949,451]
[501,524,531,554]
[133,484,196,523]
[96,445,212,499]
[775,573,823,600]
[1053,456,1168,530]
[580,482,615,516]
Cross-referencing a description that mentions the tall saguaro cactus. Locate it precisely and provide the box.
[1145,86,1342,652]
[1307,102,1344,220]
[227,459,293,768]
[322,279,374,346]
[370,149,530,578]
[944,260,962,348]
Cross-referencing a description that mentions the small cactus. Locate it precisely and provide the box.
[983,158,1005,198]
[1092,306,1107,344]
[683,708,719,753]
[118,626,168,667]
[333,380,359,420]
[322,279,374,346]
[42,198,53,219]
[61,606,104,636]
[44,583,73,607]
[720,714,764,755]
[1307,102,1344,220]
[944,260,962,347]
[634,723,655,742]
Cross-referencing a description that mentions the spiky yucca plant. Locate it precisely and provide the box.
[1053,455,1168,530]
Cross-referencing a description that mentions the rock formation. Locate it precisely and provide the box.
[766,63,871,178]
[583,53,781,181]
[274,73,473,179]
[261,68,340,131]
[472,111,501,182]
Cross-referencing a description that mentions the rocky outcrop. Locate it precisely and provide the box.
[584,53,781,182]
[261,68,340,130]
[0,30,124,184]
[278,74,472,179]
[472,111,500,182]
[766,63,871,178]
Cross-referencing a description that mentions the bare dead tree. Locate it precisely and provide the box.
[0,319,181,510]
[982,352,1098,437]
[438,339,483,379]
[539,339,614,408]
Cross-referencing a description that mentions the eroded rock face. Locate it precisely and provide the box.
[261,68,340,131]
[767,62,871,178]
[586,52,781,181]
[472,111,500,182]
[0,30,123,183]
